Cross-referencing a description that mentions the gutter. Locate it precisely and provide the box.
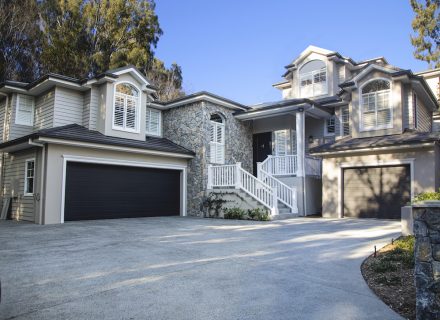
[310,141,436,156]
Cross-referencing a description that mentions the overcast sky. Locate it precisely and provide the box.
[155,0,427,105]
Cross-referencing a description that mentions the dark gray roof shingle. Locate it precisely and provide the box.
[0,124,195,156]
[309,130,440,154]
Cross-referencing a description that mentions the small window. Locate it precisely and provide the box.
[113,83,140,132]
[325,116,335,136]
[16,94,34,126]
[24,159,35,195]
[341,106,350,136]
[413,92,418,129]
[146,108,161,136]
[299,60,327,98]
[209,114,225,164]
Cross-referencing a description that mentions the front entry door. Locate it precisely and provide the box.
[253,132,272,175]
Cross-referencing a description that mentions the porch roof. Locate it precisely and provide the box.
[234,95,340,120]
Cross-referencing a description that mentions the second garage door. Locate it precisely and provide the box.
[343,165,411,219]
[64,162,181,221]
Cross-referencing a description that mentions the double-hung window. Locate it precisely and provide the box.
[16,94,34,126]
[361,79,392,131]
[113,83,139,132]
[341,106,350,136]
[146,108,161,136]
[209,114,225,164]
[324,116,336,136]
[24,159,35,195]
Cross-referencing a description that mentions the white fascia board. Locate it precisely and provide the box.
[311,142,435,156]
[113,67,151,86]
[165,95,246,111]
[234,104,311,120]
[35,137,194,159]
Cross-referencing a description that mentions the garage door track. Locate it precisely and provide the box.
[0,217,402,320]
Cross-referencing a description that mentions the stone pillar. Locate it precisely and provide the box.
[413,203,440,320]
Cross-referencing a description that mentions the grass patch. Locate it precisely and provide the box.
[361,236,415,320]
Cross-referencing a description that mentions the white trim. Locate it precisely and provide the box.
[60,155,188,223]
[112,67,151,87]
[35,137,194,159]
[338,158,415,218]
[15,94,35,126]
[112,81,141,133]
[24,158,35,196]
[165,95,247,111]
[359,78,393,132]
[352,65,399,85]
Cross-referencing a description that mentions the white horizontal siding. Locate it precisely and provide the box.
[54,87,84,127]
[34,89,55,130]
[417,99,432,132]
[3,150,37,222]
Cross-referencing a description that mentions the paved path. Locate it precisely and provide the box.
[0,217,402,320]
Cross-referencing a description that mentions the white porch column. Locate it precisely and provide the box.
[296,110,305,177]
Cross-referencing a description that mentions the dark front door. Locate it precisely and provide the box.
[343,165,411,219]
[64,162,181,221]
[253,132,272,175]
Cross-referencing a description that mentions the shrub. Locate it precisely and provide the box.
[223,207,246,220]
[371,260,398,273]
[412,189,440,203]
[203,193,228,218]
[247,208,271,221]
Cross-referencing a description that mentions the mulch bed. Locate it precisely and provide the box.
[361,239,416,320]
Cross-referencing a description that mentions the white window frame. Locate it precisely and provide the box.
[298,60,328,98]
[324,116,336,136]
[24,158,35,196]
[209,116,225,164]
[15,94,35,126]
[112,81,141,133]
[359,78,393,132]
[146,108,162,136]
[340,106,350,136]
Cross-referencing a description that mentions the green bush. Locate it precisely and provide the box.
[412,189,440,203]
[247,208,270,221]
[223,207,246,220]
[371,260,398,273]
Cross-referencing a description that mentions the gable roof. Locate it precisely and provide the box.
[0,124,194,157]
[159,91,249,111]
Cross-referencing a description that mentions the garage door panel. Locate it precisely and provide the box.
[65,162,181,221]
[343,165,410,219]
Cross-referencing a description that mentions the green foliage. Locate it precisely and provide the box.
[0,0,184,100]
[223,207,246,220]
[371,260,398,273]
[371,236,415,275]
[410,0,440,68]
[247,208,271,221]
[203,193,228,218]
[412,189,440,203]
[376,274,401,286]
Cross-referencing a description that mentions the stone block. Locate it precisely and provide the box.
[416,261,433,278]
[433,245,440,261]
[414,220,428,237]
[416,238,433,263]
[425,210,440,231]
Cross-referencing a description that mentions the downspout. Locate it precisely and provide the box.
[28,139,46,225]
[0,93,9,216]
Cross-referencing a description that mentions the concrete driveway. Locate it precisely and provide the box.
[0,217,402,320]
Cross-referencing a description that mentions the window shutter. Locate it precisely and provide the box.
[209,121,225,164]
[16,95,34,126]
[341,106,350,136]
[275,130,287,156]
[125,97,137,129]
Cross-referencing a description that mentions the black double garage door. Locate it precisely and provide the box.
[64,162,181,221]
[343,165,411,220]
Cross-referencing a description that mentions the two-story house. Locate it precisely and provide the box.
[1,46,439,224]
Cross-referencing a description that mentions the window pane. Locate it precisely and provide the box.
[17,95,34,125]
[146,109,161,135]
[377,109,392,127]
[361,80,390,94]
[363,112,376,128]
[116,83,139,97]
[114,95,125,127]
[125,97,136,129]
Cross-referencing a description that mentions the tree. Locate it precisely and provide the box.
[410,0,440,68]
[1,0,184,100]
[0,0,42,82]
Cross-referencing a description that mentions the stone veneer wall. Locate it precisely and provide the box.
[413,204,440,320]
[162,101,253,216]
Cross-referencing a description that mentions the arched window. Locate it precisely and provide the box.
[299,60,327,98]
[209,113,225,164]
[361,79,392,130]
[113,82,140,131]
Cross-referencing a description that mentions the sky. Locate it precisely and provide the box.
[154,0,428,105]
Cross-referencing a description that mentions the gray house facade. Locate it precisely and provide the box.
[0,46,439,224]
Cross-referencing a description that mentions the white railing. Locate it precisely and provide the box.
[305,156,322,177]
[208,163,277,214]
[260,155,298,176]
[257,166,298,213]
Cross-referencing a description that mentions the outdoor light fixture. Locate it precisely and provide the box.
[308,135,314,144]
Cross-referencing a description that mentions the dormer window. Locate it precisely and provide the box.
[299,60,327,98]
[113,82,140,132]
[360,79,392,131]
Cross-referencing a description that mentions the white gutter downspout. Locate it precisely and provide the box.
[0,93,9,219]
[28,138,46,225]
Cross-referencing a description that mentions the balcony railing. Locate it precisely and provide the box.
[260,155,321,177]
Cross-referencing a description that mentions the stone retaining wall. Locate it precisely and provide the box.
[413,204,440,319]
